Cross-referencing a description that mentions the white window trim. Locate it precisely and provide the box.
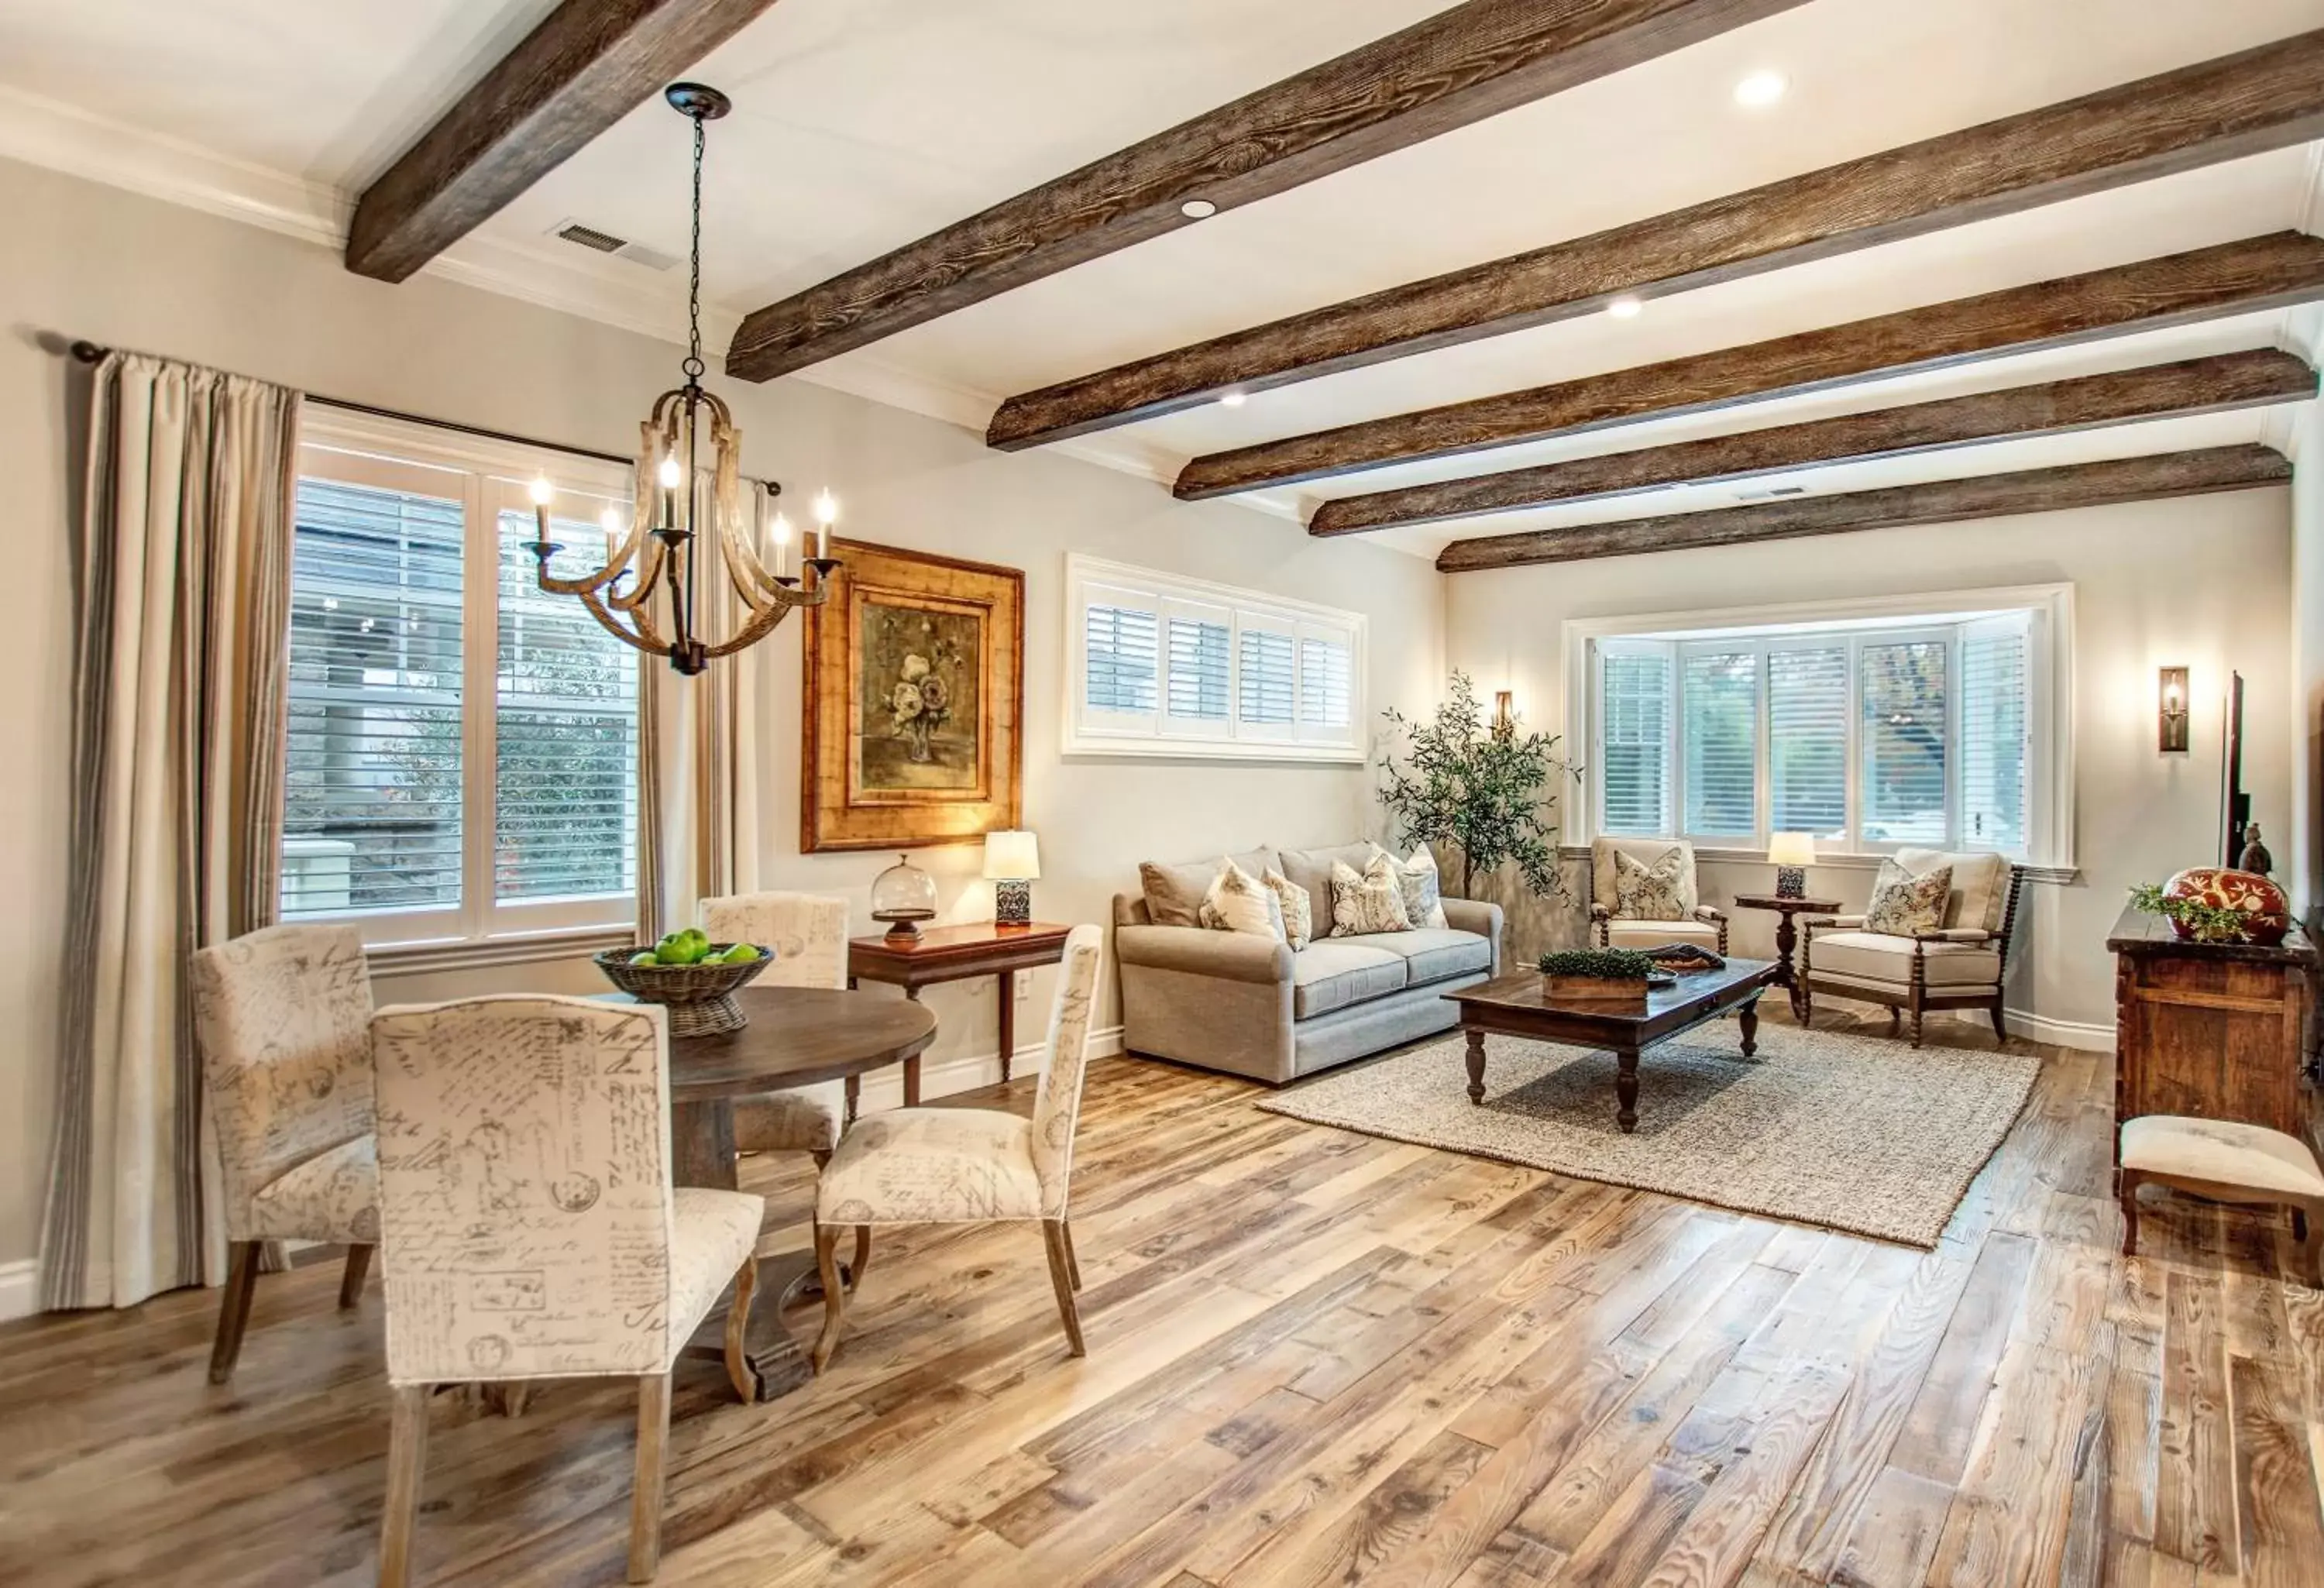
[290,407,644,951]
[1062,554,1367,763]
[1561,583,2075,875]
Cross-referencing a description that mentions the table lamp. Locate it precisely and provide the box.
[984,830,1040,927]
[1767,832,1816,899]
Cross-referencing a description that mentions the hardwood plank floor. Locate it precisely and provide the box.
[2,1006,2317,1586]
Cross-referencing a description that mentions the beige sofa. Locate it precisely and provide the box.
[1112,841,1504,1085]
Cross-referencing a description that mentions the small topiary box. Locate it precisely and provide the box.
[1538,947,1655,1003]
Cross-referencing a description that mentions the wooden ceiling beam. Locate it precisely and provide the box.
[1176,232,2324,499]
[721,0,1807,381]
[1309,349,2315,535]
[347,0,782,283]
[1434,445,2292,571]
[988,28,2324,449]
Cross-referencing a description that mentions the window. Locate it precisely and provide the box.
[1064,555,1366,761]
[282,411,641,949]
[1571,589,2064,864]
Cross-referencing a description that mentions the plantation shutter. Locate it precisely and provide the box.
[1162,596,1232,737]
[1238,623,1297,731]
[1298,624,1357,745]
[280,473,466,921]
[1682,648,1758,839]
[1861,638,1950,844]
[1767,645,1848,838]
[1079,577,1160,735]
[1599,644,1672,835]
[493,510,640,902]
[1958,617,2030,853]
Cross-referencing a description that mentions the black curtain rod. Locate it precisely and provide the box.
[67,339,636,469]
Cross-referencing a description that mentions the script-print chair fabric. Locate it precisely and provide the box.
[1587,837,1729,954]
[369,996,763,1586]
[810,924,1105,1373]
[189,923,379,1384]
[1799,849,2023,1049]
[699,891,852,1157]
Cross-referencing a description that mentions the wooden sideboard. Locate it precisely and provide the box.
[2107,906,2315,1139]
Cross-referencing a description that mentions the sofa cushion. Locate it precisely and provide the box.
[1865,861,1951,937]
[1606,919,1721,953]
[1895,847,2009,933]
[1330,855,1413,937]
[1810,930,2000,988]
[1339,928,1490,987]
[1593,837,1699,916]
[1278,843,1378,932]
[1291,940,1407,1019]
[1140,847,1277,928]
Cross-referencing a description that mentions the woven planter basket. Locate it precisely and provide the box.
[593,944,772,1037]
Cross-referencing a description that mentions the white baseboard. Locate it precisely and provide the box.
[2001,1009,2115,1052]
[850,1024,1126,1112]
[0,1258,37,1322]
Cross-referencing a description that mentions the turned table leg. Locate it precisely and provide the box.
[1738,995,1761,1059]
[1775,912,1805,1018]
[1616,1048,1641,1133]
[1464,1028,1487,1105]
[902,988,923,1106]
[998,970,1016,1084]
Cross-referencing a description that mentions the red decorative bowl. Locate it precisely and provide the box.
[2163,868,2290,944]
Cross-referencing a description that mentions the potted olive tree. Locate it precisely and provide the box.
[1378,672,1574,901]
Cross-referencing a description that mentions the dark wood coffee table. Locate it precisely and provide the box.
[1446,958,1782,1133]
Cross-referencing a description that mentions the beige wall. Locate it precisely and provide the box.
[0,155,1444,1273]
[1444,487,2295,1037]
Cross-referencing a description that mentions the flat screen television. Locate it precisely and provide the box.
[2220,670,2249,868]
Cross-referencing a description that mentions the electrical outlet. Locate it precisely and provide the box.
[1015,977,1031,1002]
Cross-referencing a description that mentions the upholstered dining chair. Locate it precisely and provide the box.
[369,997,763,1586]
[698,890,868,1282]
[1587,837,1728,954]
[189,923,378,1385]
[808,924,1104,1373]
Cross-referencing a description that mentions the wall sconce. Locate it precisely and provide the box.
[1491,689,1515,741]
[2157,666,2189,753]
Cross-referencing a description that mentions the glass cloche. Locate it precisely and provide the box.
[869,853,938,943]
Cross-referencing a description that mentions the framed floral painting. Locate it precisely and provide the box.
[800,538,1023,851]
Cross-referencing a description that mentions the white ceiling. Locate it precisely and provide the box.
[2,0,2319,560]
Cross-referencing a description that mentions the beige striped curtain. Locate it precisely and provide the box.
[40,354,301,1310]
[636,469,764,939]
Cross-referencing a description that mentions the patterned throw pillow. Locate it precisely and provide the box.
[1331,854,1414,937]
[1374,845,1449,930]
[1198,857,1285,941]
[1263,868,1314,950]
[1865,861,1952,937]
[1611,847,1687,920]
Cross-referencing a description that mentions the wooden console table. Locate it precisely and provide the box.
[848,921,1074,1105]
[2108,906,2315,1139]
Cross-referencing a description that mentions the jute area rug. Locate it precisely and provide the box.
[1257,1023,2040,1247]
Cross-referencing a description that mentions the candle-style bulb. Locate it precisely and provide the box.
[771,512,793,548]
[528,476,553,505]
[657,455,682,490]
[813,490,838,526]
[768,511,793,579]
[601,505,622,536]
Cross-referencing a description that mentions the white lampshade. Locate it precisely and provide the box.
[982,830,1040,881]
[1766,832,1817,867]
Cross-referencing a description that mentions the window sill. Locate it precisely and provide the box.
[363,923,637,978]
[1560,844,2078,885]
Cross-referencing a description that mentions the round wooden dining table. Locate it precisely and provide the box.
[662,985,937,1401]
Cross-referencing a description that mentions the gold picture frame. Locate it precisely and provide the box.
[800,538,1024,852]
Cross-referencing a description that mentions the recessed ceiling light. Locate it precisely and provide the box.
[1180,199,1218,219]
[1219,390,1247,407]
[1606,294,1645,319]
[1734,70,1787,108]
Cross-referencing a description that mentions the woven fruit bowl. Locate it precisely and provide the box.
[593,944,771,1037]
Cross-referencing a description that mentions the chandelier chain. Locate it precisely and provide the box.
[683,108,706,382]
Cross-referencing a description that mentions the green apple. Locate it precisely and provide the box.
[719,943,761,964]
[628,950,658,967]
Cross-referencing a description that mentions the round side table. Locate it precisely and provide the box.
[1731,893,1843,1019]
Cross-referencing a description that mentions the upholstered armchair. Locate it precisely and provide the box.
[809,924,1104,1373]
[369,997,763,1586]
[1587,837,1728,954]
[189,923,379,1385]
[1799,849,2024,1048]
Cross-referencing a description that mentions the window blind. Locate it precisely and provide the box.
[1085,603,1158,715]
[281,477,466,919]
[1600,649,1670,835]
[1683,650,1758,838]
[1239,628,1295,726]
[1861,640,1949,844]
[1768,646,1848,837]
[1167,616,1231,721]
[1299,634,1353,728]
[493,511,638,902]
[1958,625,2028,852]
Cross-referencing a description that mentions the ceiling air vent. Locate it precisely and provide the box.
[551,220,679,271]
[1733,484,1810,502]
